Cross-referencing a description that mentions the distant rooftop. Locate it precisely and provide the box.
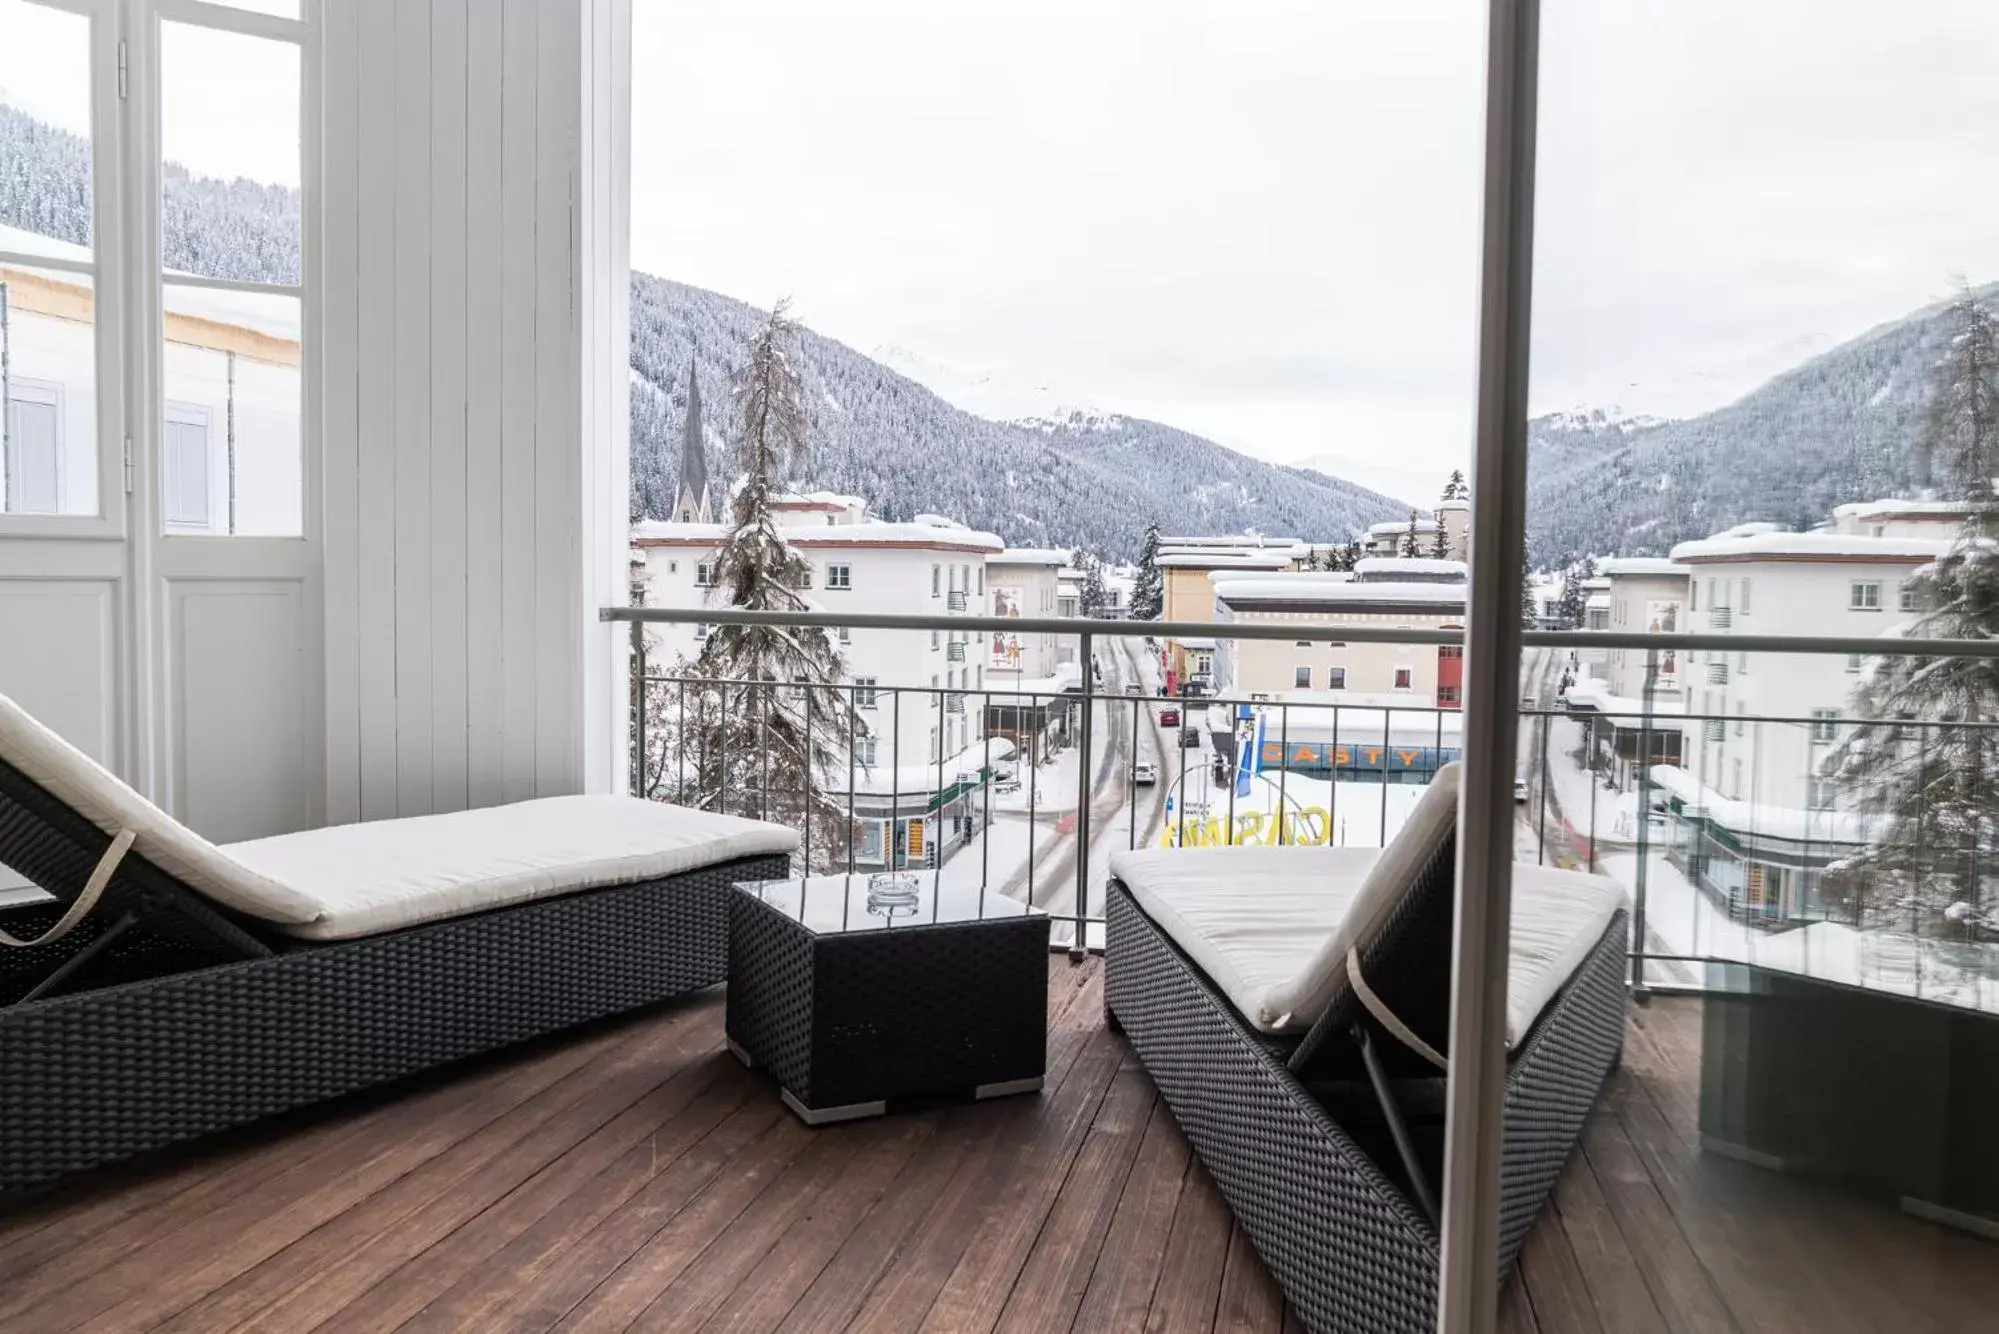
[1597,557,1687,578]
[1671,530,1950,564]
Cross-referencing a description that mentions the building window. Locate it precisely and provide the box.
[1293,666,1311,689]
[1738,578,1752,614]
[1898,582,1918,613]
[788,566,812,590]
[1807,777,1836,809]
[1438,645,1462,660]
[1731,758,1744,800]
[1810,708,1838,742]
[1394,667,1412,690]
[856,737,878,766]
[1689,581,1699,612]
[1437,684,1461,706]
[162,404,214,530]
[1735,702,1747,737]
[1846,653,1863,673]
[1850,580,1881,610]
[3,382,63,515]
[826,563,852,590]
[837,625,851,644]
[693,622,711,640]
[978,568,985,597]
[931,564,941,596]
[931,630,940,649]
[928,727,939,762]
[694,561,714,588]
[854,677,878,709]
[1295,640,1311,648]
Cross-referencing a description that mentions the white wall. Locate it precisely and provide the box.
[0,305,97,517]
[320,0,626,824]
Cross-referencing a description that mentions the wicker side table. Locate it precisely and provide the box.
[726,872,1050,1124]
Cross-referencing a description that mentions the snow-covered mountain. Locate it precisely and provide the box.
[1524,290,1992,563]
[631,276,1406,558]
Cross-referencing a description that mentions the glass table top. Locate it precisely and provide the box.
[735,871,1045,936]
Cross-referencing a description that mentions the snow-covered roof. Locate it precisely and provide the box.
[1671,531,1950,564]
[1159,535,1302,549]
[1353,556,1465,580]
[1597,557,1687,578]
[1831,497,1974,520]
[2,222,302,344]
[987,547,1072,566]
[1367,518,1441,537]
[1435,498,1469,512]
[1175,636,1219,650]
[1214,578,1468,607]
[847,737,1019,796]
[632,519,1003,551]
[986,663,1083,693]
[1565,681,1686,723]
[1157,552,1293,570]
[1648,765,1878,844]
[1585,592,1611,609]
[1256,696,1465,739]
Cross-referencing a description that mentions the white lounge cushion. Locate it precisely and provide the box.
[1,691,801,939]
[0,691,322,925]
[1111,815,1627,1043]
[225,795,800,940]
[1113,764,1462,1033]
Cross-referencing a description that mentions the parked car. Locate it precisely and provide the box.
[994,778,1022,796]
[1514,778,1530,803]
[1131,760,1158,785]
[1159,708,1181,728]
[1180,681,1210,699]
[1180,728,1202,749]
[1124,680,1144,695]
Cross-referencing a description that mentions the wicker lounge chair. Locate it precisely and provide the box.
[0,693,797,1192]
[1105,766,1629,1334]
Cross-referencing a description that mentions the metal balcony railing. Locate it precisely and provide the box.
[947,590,968,611]
[1707,661,1729,685]
[609,604,1999,991]
[946,640,966,662]
[1710,606,1733,630]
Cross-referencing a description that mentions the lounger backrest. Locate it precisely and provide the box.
[1258,763,1460,1028]
[0,693,321,926]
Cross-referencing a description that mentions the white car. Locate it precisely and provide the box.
[1131,760,1158,785]
[1514,778,1530,803]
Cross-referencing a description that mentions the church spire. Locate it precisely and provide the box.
[673,353,710,523]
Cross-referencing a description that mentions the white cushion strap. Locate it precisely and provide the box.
[1347,945,1448,1072]
[0,827,137,950]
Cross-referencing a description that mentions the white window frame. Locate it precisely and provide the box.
[1738,578,1751,614]
[1807,776,1837,810]
[1809,708,1838,742]
[1327,666,1347,690]
[161,399,213,531]
[694,561,714,587]
[855,735,877,766]
[825,562,851,590]
[853,676,877,709]
[1850,580,1881,610]
[1293,665,1311,689]
[2,378,66,515]
[1898,582,1917,613]
[930,564,940,597]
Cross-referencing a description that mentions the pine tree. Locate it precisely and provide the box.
[1441,469,1469,502]
[1832,287,1999,931]
[1519,559,1537,628]
[1131,521,1164,620]
[681,301,862,866]
[1429,523,1450,561]
[1342,538,1364,571]
[1075,549,1111,617]
[1556,557,1592,629]
[1399,511,1421,559]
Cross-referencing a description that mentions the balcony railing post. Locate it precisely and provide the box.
[1633,648,1658,998]
[630,619,646,798]
[1072,630,1094,960]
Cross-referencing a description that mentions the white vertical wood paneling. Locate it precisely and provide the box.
[534,0,578,795]
[498,0,540,803]
[321,0,361,825]
[321,0,616,817]
[428,0,469,813]
[353,0,399,821]
[462,6,506,810]
[392,0,434,815]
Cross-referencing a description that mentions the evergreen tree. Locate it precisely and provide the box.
[1399,511,1422,558]
[1520,559,1538,628]
[1075,549,1111,617]
[1556,557,1593,629]
[1832,287,1999,931]
[682,301,862,866]
[1441,469,1469,502]
[1342,538,1364,571]
[1429,523,1450,561]
[1131,521,1164,620]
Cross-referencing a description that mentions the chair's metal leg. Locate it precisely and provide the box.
[17,910,138,1006]
[1355,1023,1440,1231]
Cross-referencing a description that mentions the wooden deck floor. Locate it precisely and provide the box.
[1,959,1993,1333]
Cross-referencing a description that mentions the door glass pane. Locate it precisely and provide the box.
[160,22,300,286]
[161,286,300,536]
[0,0,93,253]
[0,263,97,516]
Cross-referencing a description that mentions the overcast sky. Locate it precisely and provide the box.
[633,0,1999,504]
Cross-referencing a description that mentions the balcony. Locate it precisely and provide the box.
[948,590,969,612]
[947,639,967,662]
[6,961,1989,1334]
[1707,660,1730,685]
[1710,606,1734,630]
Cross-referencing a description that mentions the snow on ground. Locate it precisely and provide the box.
[934,812,1039,903]
[1538,716,1640,842]
[1597,850,1757,973]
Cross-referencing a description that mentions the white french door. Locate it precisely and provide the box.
[0,0,321,864]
